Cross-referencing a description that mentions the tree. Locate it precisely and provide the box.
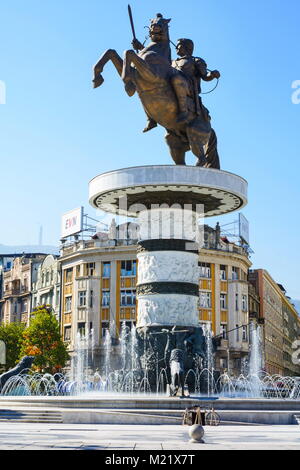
[20,305,69,373]
[0,322,26,370]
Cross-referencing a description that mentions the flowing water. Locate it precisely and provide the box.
[1,323,299,399]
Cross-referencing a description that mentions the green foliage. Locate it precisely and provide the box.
[20,305,69,373]
[0,322,26,370]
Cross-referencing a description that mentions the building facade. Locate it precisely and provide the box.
[31,255,61,319]
[279,286,300,377]
[249,269,300,376]
[1,254,46,325]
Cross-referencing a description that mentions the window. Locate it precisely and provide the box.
[199,262,211,278]
[220,358,228,369]
[78,291,87,307]
[64,326,71,341]
[235,293,239,311]
[46,272,50,284]
[76,265,81,277]
[124,321,135,330]
[220,265,227,280]
[101,322,110,338]
[65,296,72,312]
[102,291,110,307]
[65,268,73,283]
[220,293,227,310]
[199,292,212,308]
[232,267,239,280]
[242,325,248,342]
[90,290,94,308]
[236,324,239,341]
[55,290,59,308]
[103,262,111,278]
[220,324,228,340]
[120,308,136,320]
[121,260,137,277]
[242,295,248,311]
[85,262,95,276]
[120,290,136,306]
[21,300,28,313]
[78,322,86,337]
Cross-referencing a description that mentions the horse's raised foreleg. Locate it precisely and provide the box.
[122,50,161,96]
[93,49,123,89]
[120,50,140,96]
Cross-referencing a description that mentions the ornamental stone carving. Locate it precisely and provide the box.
[137,251,199,284]
[137,294,199,328]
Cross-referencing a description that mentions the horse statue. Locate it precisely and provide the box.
[169,348,185,397]
[93,12,220,168]
[0,356,35,391]
[162,326,189,397]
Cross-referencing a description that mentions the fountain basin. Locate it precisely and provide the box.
[0,396,299,425]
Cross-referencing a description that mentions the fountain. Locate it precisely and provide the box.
[248,323,264,396]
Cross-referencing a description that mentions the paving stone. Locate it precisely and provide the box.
[0,423,298,450]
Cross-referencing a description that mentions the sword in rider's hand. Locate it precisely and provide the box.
[128,4,139,53]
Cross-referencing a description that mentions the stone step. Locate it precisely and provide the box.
[0,409,62,423]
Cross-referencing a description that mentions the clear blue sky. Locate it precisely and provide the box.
[0,0,299,298]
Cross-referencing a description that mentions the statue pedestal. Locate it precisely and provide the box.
[89,165,247,391]
[90,164,247,329]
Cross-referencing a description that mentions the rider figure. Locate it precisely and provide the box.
[172,38,220,121]
[139,38,220,132]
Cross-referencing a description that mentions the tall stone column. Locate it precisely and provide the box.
[136,207,200,329]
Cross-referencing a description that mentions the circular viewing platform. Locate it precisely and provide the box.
[89,165,248,217]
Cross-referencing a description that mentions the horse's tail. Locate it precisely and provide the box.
[204,128,220,169]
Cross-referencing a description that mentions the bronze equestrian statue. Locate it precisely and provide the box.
[93,11,221,168]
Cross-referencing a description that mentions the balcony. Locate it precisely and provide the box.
[4,289,19,297]
[3,286,29,297]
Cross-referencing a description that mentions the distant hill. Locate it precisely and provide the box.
[0,244,59,256]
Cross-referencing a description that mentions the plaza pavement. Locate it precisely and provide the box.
[0,423,299,450]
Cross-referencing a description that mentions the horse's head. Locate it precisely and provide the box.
[149,13,171,43]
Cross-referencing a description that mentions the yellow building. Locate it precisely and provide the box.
[59,224,251,375]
